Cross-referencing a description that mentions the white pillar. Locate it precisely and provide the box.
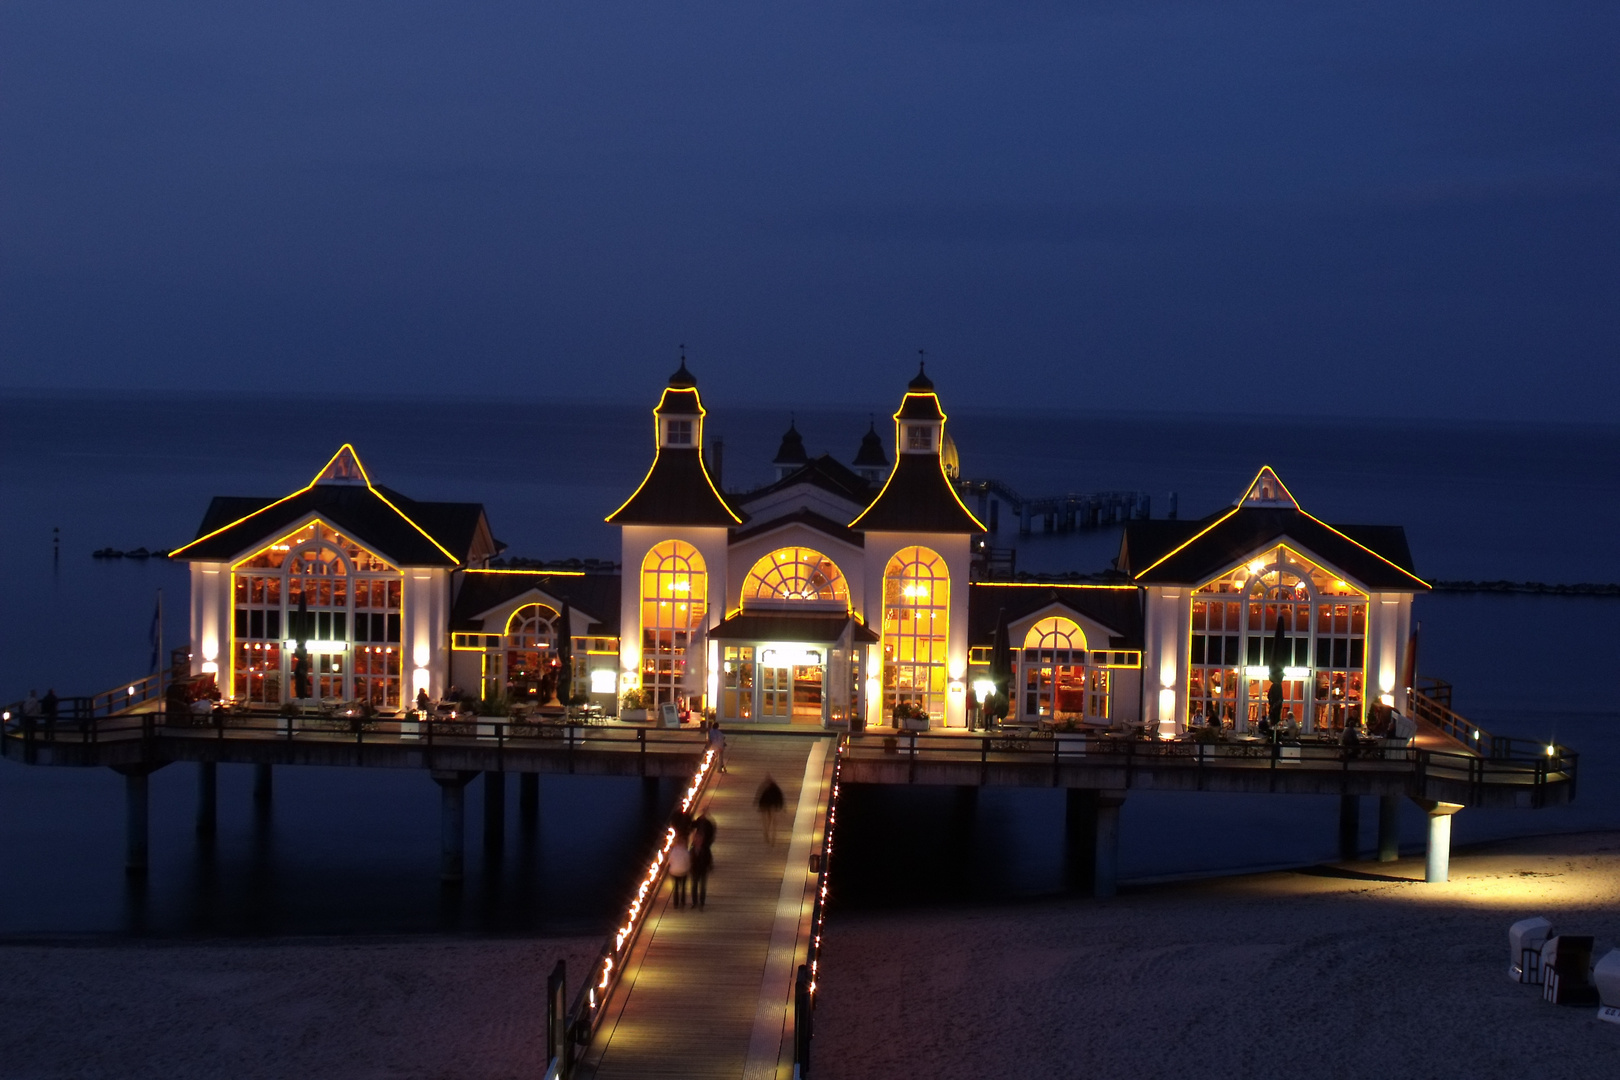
[1416,800,1463,883]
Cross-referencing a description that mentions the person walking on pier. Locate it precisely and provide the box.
[690,813,716,910]
[707,720,727,773]
[756,775,785,846]
[668,830,692,909]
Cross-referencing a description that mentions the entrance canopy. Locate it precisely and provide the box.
[708,611,879,645]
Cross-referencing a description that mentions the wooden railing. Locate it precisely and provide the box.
[839,727,1577,798]
[793,735,844,1077]
[0,705,708,767]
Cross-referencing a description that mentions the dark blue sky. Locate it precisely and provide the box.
[2,1,1615,418]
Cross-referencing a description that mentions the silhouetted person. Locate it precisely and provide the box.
[668,833,691,908]
[756,775,785,846]
[707,720,727,773]
[41,689,58,736]
[691,813,716,910]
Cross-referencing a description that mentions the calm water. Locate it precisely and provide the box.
[1,393,1616,931]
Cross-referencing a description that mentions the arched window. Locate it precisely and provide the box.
[741,547,848,607]
[1022,617,1085,651]
[641,541,707,708]
[504,603,559,702]
[881,546,948,722]
[1188,546,1367,732]
[230,521,402,707]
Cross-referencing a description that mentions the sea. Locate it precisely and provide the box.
[1,393,1616,933]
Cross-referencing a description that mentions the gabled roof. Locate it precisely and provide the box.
[171,445,485,567]
[730,507,865,549]
[850,453,984,533]
[967,584,1143,649]
[741,454,873,509]
[1122,467,1428,591]
[450,570,622,635]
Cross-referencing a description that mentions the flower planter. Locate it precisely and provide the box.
[1055,732,1087,757]
[621,709,650,723]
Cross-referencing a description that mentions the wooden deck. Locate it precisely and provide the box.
[578,733,834,1080]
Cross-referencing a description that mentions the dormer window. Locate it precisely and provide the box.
[666,419,693,446]
[906,424,934,451]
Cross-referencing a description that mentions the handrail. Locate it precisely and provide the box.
[793,734,844,1076]
[0,704,709,760]
[835,728,1578,791]
[556,743,718,1077]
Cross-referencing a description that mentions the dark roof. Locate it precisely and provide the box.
[772,421,809,466]
[908,363,934,392]
[852,423,887,468]
[450,571,622,635]
[607,447,742,526]
[850,453,984,533]
[175,481,485,567]
[741,454,873,509]
[730,507,865,549]
[655,385,702,415]
[1123,508,1427,590]
[708,611,880,644]
[667,359,697,389]
[968,585,1143,649]
[896,392,946,422]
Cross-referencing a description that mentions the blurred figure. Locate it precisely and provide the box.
[756,775,784,846]
[690,812,716,910]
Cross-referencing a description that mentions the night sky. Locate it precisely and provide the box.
[2,2,1615,418]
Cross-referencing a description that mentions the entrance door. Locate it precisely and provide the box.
[758,665,791,719]
[792,664,825,721]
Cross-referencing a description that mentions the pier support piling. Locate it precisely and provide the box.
[196,761,217,838]
[519,773,539,825]
[1377,795,1400,862]
[1065,788,1098,889]
[1338,794,1361,860]
[1093,791,1126,899]
[433,771,476,883]
[1414,800,1463,883]
[125,771,149,875]
[253,764,273,808]
[483,771,506,852]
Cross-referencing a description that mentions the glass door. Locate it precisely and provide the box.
[758,664,791,719]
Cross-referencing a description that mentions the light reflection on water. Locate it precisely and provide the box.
[0,396,1615,931]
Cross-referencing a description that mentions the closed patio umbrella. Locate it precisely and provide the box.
[1267,614,1286,727]
[555,602,574,706]
[987,607,1013,726]
[292,593,312,700]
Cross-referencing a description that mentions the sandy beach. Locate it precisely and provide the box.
[3,834,1616,1079]
[0,936,598,1080]
[815,832,1620,1080]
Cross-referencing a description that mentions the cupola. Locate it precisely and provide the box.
[772,418,810,480]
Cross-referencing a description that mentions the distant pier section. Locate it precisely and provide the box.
[957,478,1154,534]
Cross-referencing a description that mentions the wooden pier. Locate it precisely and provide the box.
[957,478,1151,534]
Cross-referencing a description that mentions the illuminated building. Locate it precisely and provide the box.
[171,446,497,708]
[1121,466,1426,733]
[173,378,1422,736]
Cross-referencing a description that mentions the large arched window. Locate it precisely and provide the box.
[231,521,402,707]
[641,540,707,708]
[505,603,559,702]
[881,546,948,722]
[741,547,848,607]
[1188,545,1366,732]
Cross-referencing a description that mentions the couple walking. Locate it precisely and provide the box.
[668,810,715,910]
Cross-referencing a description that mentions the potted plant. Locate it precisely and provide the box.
[620,688,649,723]
[892,700,929,733]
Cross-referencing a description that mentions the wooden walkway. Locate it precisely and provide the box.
[578,733,834,1080]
